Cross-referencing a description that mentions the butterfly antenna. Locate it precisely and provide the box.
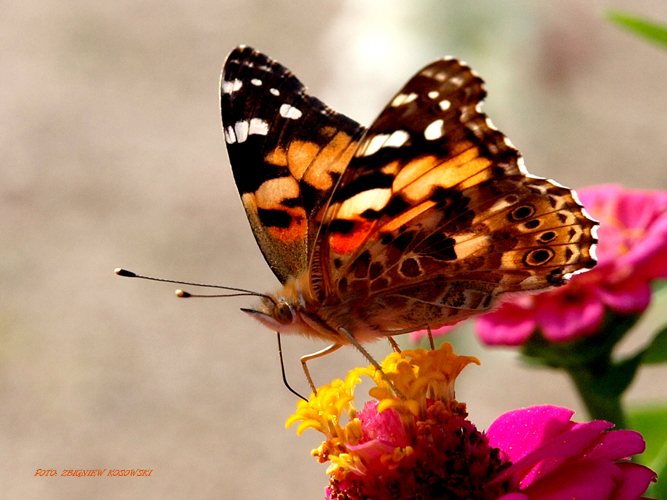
[276,333,308,401]
[114,268,275,302]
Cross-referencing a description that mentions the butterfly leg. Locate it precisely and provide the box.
[301,343,343,396]
[387,336,401,353]
[337,327,406,401]
[276,333,308,401]
[427,325,435,351]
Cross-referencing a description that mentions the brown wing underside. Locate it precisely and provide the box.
[312,58,597,333]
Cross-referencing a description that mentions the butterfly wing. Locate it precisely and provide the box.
[313,58,598,332]
[221,46,365,284]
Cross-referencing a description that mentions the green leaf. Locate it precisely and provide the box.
[646,448,667,498]
[651,279,667,294]
[628,406,667,497]
[629,406,667,464]
[642,324,667,365]
[607,10,667,50]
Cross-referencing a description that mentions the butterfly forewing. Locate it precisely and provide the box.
[312,58,597,332]
[221,46,366,284]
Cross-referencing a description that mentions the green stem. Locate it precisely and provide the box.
[566,365,627,429]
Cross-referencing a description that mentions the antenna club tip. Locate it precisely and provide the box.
[115,268,137,277]
[175,289,191,298]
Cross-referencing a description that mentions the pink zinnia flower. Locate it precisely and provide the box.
[487,405,656,500]
[477,184,667,345]
[287,344,655,500]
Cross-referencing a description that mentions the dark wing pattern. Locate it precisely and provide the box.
[221,46,366,284]
[313,58,597,332]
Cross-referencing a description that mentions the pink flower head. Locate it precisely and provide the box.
[287,345,655,500]
[487,405,656,500]
[477,185,667,345]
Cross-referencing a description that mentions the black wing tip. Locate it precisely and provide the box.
[226,45,255,60]
[223,45,277,73]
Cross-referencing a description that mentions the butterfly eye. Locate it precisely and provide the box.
[274,302,295,325]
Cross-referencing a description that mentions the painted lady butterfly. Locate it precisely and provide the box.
[221,46,597,392]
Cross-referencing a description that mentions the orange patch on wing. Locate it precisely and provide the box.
[458,158,494,188]
[329,218,375,255]
[302,131,358,191]
[380,200,436,233]
[256,177,300,208]
[380,159,402,176]
[393,155,441,192]
[267,206,308,242]
[401,147,491,201]
[287,140,320,180]
[264,146,288,167]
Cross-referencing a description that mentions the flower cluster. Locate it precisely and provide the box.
[287,344,655,500]
[477,185,667,345]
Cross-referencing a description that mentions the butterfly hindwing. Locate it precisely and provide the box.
[221,46,365,284]
[313,58,597,332]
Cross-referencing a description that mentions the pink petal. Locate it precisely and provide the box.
[496,494,529,500]
[521,460,619,500]
[611,462,657,500]
[487,406,574,462]
[597,281,652,313]
[409,324,455,343]
[357,401,410,447]
[586,429,646,461]
[538,296,605,341]
[496,420,612,488]
[476,303,537,346]
[638,212,667,278]
[347,438,397,463]
[577,184,623,211]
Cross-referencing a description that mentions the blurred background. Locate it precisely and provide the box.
[2,0,667,498]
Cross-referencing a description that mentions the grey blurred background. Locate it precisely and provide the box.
[2,0,667,498]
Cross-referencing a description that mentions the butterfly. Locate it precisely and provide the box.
[220,46,597,393]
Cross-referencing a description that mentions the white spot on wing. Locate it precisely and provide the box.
[225,126,236,144]
[360,134,389,156]
[221,79,243,94]
[249,118,269,136]
[234,119,269,143]
[270,88,280,96]
[385,130,410,148]
[338,188,392,219]
[438,99,451,111]
[516,157,529,175]
[424,119,444,140]
[390,92,418,107]
[234,121,249,143]
[448,75,464,87]
[279,104,303,119]
[251,78,262,86]
[358,130,410,157]
[427,91,439,99]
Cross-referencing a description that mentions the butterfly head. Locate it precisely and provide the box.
[240,279,340,342]
[241,298,299,333]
